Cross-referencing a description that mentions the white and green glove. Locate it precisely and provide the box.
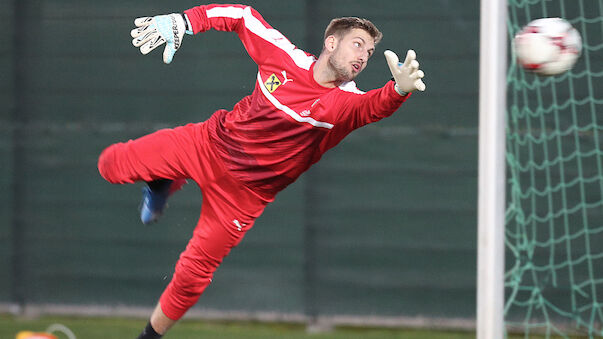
[130,13,192,64]
[384,49,426,95]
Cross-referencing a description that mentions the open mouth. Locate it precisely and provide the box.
[352,63,361,72]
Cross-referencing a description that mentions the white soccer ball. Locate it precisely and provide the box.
[513,17,582,76]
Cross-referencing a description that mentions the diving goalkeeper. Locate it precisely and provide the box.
[97,4,426,338]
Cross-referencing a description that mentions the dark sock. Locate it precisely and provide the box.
[136,321,162,339]
[147,179,172,191]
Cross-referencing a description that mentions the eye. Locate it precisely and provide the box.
[353,41,361,48]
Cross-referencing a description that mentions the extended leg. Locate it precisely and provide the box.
[144,174,268,336]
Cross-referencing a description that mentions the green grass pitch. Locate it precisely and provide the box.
[1,314,575,339]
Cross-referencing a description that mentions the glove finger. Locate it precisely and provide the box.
[414,79,426,92]
[409,60,419,71]
[134,17,153,28]
[132,28,158,47]
[384,50,401,75]
[411,69,425,80]
[163,43,176,64]
[131,25,151,38]
[402,49,416,68]
[131,21,157,38]
[140,35,166,55]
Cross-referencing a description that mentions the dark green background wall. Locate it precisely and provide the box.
[1,0,480,320]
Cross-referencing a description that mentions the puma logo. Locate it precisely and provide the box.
[233,219,247,231]
[281,71,294,85]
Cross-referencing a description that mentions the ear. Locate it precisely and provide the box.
[324,35,337,52]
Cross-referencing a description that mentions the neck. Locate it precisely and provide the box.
[313,53,343,88]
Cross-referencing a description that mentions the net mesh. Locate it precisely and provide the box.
[505,0,603,337]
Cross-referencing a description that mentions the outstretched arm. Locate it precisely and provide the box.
[340,49,426,129]
[130,4,306,67]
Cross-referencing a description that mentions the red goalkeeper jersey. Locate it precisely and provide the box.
[184,4,410,199]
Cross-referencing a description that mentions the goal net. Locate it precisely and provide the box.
[505,0,603,337]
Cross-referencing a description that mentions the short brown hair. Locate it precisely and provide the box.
[324,17,383,45]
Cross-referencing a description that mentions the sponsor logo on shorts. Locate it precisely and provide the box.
[233,219,247,231]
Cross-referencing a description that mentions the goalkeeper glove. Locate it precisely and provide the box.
[130,13,192,64]
[384,49,426,95]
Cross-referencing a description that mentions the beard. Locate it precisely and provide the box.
[327,49,356,82]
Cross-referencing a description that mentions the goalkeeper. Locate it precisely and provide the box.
[97,3,425,339]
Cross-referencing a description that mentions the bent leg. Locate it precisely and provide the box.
[98,123,205,185]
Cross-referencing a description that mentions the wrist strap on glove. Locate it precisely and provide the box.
[181,13,193,35]
[391,77,408,96]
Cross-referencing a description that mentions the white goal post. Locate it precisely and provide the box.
[477,0,507,338]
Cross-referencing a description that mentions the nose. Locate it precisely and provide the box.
[359,49,370,63]
[358,53,367,63]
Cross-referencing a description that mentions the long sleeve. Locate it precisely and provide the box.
[342,80,411,130]
[184,4,310,67]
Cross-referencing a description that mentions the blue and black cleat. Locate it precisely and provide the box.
[139,179,186,225]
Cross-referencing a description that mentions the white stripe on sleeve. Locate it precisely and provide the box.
[206,6,245,19]
[207,6,315,70]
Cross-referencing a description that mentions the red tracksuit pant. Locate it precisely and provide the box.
[97,119,269,320]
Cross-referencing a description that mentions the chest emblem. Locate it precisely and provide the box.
[264,74,282,93]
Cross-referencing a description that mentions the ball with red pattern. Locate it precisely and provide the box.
[513,17,582,76]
